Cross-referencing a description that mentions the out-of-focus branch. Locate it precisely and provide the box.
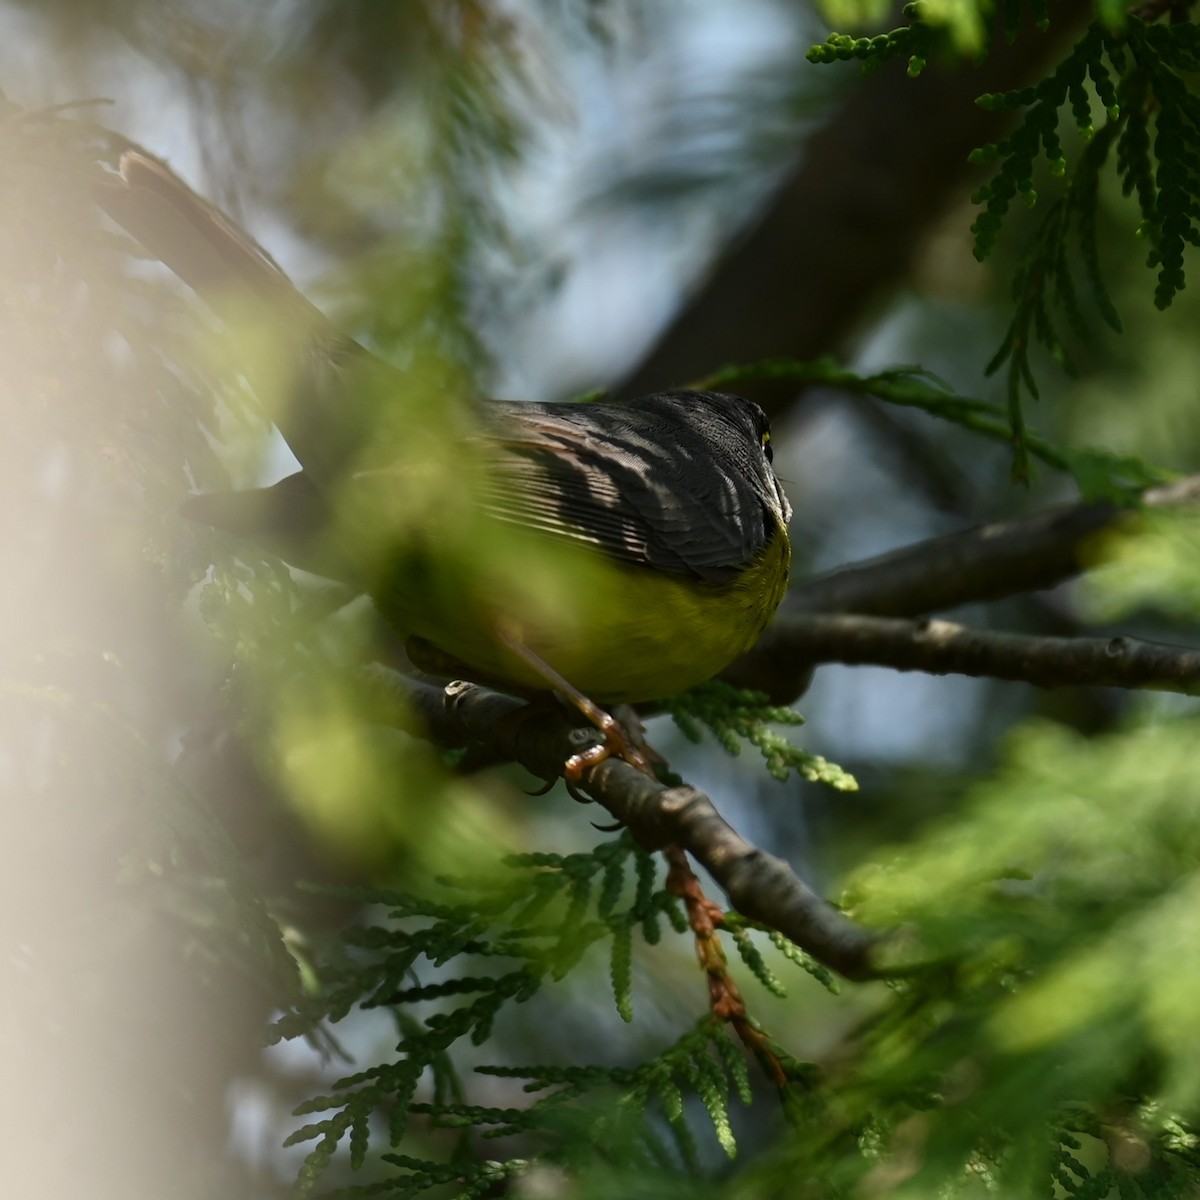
[610,10,1090,409]
[789,476,1200,619]
[766,613,1200,693]
[789,500,1123,617]
[360,667,884,981]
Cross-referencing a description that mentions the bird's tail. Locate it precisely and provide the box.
[95,151,323,326]
[95,150,376,483]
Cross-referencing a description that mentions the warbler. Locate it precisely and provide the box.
[96,151,792,747]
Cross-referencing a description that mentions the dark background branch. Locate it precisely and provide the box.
[770,613,1200,693]
[609,9,1090,410]
[725,477,1200,700]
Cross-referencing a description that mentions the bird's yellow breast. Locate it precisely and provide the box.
[389,520,791,704]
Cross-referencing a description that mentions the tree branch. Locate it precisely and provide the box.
[725,475,1200,700]
[609,9,1090,410]
[789,500,1122,617]
[358,665,883,981]
[768,613,1200,693]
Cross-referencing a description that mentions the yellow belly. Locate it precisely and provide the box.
[385,522,791,704]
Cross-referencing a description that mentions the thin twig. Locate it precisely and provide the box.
[663,845,788,1085]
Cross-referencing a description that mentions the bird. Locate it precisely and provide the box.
[95,150,792,774]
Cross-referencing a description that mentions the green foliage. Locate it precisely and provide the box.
[703,357,1169,491]
[664,680,857,789]
[285,3,543,380]
[974,16,1200,458]
[1083,508,1200,624]
[270,834,830,1195]
[475,1020,758,1167]
[810,7,1200,473]
[807,0,1063,74]
[789,712,1200,1196]
[807,0,993,71]
[722,914,842,996]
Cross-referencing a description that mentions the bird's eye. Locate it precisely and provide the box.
[761,430,773,463]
